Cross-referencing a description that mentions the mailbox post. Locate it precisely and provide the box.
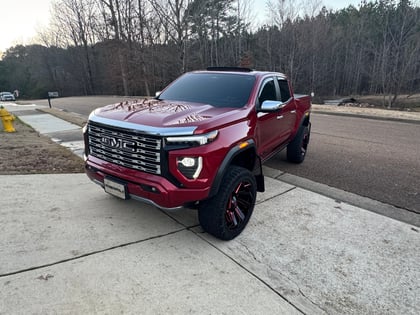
[47,91,59,108]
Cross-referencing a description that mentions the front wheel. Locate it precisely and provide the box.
[287,123,311,163]
[198,166,257,240]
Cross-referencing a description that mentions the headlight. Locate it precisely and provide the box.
[165,130,218,148]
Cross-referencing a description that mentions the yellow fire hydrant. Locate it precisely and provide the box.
[0,105,16,132]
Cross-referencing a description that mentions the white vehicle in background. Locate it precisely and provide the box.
[0,92,16,101]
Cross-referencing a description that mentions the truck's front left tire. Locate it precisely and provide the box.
[198,166,257,240]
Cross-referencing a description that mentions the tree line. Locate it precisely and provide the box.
[0,0,419,108]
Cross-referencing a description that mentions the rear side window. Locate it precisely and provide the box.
[277,78,291,102]
[159,73,256,108]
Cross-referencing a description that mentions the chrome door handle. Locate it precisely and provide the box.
[291,110,297,114]
[277,115,284,120]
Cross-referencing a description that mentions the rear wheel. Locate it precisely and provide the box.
[198,166,256,240]
[287,123,311,163]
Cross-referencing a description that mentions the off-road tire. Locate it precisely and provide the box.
[287,123,310,163]
[198,166,257,240]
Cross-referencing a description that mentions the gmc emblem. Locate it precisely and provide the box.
[101,136,137,152]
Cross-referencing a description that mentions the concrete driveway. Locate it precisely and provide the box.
[1,173,419,314]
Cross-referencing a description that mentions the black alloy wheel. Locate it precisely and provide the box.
[198,166,257,240]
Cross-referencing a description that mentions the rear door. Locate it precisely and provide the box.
[256,77,283,159]
[275,77,297,141]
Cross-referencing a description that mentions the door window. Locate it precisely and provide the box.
[258,78,277,106]
[277,78,291,102]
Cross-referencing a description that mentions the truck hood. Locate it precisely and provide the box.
[92,98,246,131]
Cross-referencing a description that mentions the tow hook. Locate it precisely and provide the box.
[0,105,16,132]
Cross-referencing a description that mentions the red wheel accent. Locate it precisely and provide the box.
[225,181,253,230]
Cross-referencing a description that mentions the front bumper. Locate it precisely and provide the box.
[86,158,211,210]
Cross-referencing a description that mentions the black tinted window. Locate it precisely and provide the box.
[278,79,291,102]
[258,79,277,105]
[158,73,256,108]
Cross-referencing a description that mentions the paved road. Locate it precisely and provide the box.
[25,96,420,214]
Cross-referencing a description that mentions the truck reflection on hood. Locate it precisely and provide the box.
[101,98,212,125]
[109,98,192,113]
[178,113,210,124]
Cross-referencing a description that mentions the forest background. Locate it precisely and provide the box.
[0,0,419,109]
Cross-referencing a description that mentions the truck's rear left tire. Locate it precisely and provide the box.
[287,123,310,163]
[198,166,256,240]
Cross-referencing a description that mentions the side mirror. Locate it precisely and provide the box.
[155,91,161,97]
[260,100,285,112]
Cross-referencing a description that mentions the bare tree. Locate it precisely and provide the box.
[236,0,254,64]
[97,0,131,95]
[149,0,192,73]
[46,0,99,94]
[267,0,303,27]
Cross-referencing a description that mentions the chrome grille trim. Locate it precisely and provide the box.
[88,113,197,136]
[88,123,162,175]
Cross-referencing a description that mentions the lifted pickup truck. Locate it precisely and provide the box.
[84,67,311,240]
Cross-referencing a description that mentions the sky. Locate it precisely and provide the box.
[0,0,365,53]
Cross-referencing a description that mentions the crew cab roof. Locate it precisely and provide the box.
[192,67,287,80]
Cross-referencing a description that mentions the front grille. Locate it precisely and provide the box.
[88,122,162,175]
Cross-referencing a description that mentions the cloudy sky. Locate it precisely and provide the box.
[0,0,365,52]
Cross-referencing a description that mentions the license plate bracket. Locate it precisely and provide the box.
[104,177,128,200]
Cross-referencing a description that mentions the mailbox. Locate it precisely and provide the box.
[47,91,59,108]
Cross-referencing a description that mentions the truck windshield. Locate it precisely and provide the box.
[158,73,256,108]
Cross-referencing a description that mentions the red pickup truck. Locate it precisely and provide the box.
[84,67,311,240]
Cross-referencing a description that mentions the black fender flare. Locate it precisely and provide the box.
[290,111,311,140]
[208,139,264,199]
[300,111,311,127]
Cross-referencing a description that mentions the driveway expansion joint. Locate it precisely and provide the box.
[256,187,297,205]
[266,263,329,315]
[0,228,187,279]
[193,232,306,315]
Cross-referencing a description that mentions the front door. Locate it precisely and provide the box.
[256,77,283,159]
